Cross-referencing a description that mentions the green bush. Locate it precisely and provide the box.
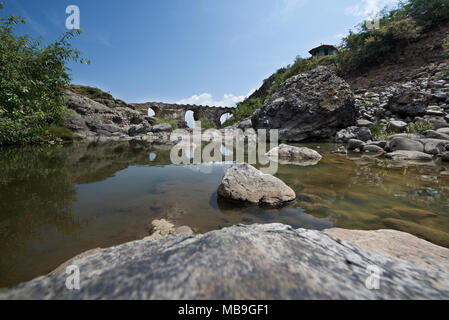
[337,17,420,75]
[406,121,434,134]
[0,2,88,146]
[47,126,75,142]
[223,97,263,127]
[370,121,396,140]
[70,86,112,101]
[197,117,215,129]
[402,0,449,31]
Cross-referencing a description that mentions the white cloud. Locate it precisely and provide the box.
[345,0,400,19]
[176,90,255,107]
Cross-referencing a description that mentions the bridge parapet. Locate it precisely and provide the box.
[131,102,235,128]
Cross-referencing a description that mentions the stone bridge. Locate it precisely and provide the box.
[131,102,235,128]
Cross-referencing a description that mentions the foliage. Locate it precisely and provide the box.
[70,85,112,101]
[135,107,145,114]
[370,121,395,140]
[154,117,178,130]
[406,120,434,134]
[337,17,420,75]
[0,3,88,146]
[401,0,449,31]
[47,126,75,142]
[197,117,215,129]
[336,0,449,74]
[223,97,263,127]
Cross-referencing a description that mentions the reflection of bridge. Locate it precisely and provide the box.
[131,102,235,128]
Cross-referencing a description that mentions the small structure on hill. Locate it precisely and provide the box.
[309,44,338,59]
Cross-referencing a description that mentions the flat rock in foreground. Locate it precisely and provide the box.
[1,224,449,300]
[217,163,296,206]
[324,228,449,270]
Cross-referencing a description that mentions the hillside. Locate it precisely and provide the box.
[346,20,449,89]
[224,0,449,127]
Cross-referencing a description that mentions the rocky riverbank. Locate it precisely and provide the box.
[64,89,175,145]
[1,223,448,300]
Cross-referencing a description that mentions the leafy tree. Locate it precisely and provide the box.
[0,2,89,145]
[402,0,449,30]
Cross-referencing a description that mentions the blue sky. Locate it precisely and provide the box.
[2,0,400,106]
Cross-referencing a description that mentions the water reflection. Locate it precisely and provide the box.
[0,141,449,288]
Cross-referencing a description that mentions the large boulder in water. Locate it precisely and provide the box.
[252,66,356,142]
[217,163,296,206]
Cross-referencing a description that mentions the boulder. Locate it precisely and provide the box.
[332,146,347,155]
[419,139,449,155]
[356,119,374,127]
[389,133,424,140]
[423,130,449,141]
[388,89,435,117]
[217,164,296,206]
[266,144,322,166]
[382,219,449,248]
[145,219,193,240]
[235,119,253,130]
[442,152,449,162]
[385,151,433,161]
[252,66,356,142]
[151,123,173,133]
[425,106,445,117]
[324,228,449,270]
[347,139,366,151]
[387,137,424,152]
[362,145,385,154]
[336,126,372,143]
[65,91,148,137]
[128,124,151,137]
[436,128,449,135]
[2,224,449,300]
[368,141,387,149]
[389,120,408,132]
[423,116,448,130]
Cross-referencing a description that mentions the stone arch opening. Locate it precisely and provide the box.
[220,113,233,126]
[185,110,201,128]
[148,106,161,117]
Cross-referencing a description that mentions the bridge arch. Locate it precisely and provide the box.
[220,113,233,126]
[131,102,235,129]
[148,106,161,117]
[184,109,201,128]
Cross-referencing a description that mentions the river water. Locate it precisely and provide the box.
[1,141,448,288]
